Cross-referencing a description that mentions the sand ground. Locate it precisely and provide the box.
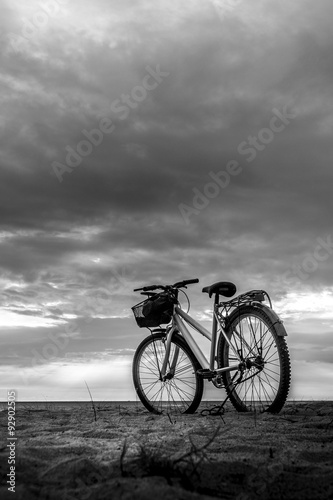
[0,400,332,499]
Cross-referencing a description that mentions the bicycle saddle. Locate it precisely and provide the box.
[202,281,236,298]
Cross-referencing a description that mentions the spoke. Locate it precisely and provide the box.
[172,379,196,398]
[140,362,160,378]
[263,352,277,367]
[241,377,253,401]
[262,339,276,360]
[164,382,176,408]
[246,326,271,358]
[247,316,258,350]
[264,347,278,363]
[149,383,165,403]
[173,375,196,389]
[142,348,162,370]
[263,363,280,377]
[262,368,280,386]
[175,362,194,376]
[137,337,199,414]
[256,374,273,402]
[222,310,286,412]
[143,379,162,396]
[169,380,190,406]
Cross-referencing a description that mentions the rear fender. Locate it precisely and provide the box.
[223,303,287,337]
[252,302,287,336]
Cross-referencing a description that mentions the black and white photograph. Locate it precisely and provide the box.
[0,0,333,498]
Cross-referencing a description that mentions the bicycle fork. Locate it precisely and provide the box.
[159,326,179,381]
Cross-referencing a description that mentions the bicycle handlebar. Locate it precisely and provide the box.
[133,278,199,292]
[173,278,199,287]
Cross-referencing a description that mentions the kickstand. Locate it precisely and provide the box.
[201,371,243,417]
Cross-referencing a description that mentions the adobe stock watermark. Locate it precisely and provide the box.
[4,0,68,53]
[210,0,242,21]
[51,65,170,182]
[283,235,333,284]
[178,102,297,225]
[237,103,297,162]
[7,390,17,494]
[178,160,242,225]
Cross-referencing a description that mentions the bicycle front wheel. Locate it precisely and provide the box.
[133,332,203,414]
[217,306,291,413]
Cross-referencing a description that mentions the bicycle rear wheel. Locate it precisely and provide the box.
[133,332,203,414]
[217,306,291,413]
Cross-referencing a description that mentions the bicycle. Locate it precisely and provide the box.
[131,278,291,415]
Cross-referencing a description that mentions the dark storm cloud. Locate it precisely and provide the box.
[0,0,333,373]
[1,1,332,233]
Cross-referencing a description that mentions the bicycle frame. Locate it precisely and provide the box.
[160,303,242,378]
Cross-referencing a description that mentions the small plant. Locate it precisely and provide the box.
[119,425,220,490]
[120,439,129,477]
[84,380,97,422]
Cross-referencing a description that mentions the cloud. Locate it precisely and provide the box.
[0,356,136,401]
[1,0,333,400]
[289,360,333,400]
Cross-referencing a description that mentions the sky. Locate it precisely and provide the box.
[1,0,333,402]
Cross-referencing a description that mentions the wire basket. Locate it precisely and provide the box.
[132,293,176,328]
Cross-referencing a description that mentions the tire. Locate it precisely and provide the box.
[217,306,291,413]
[133,332,204,414]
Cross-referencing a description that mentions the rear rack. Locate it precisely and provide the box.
[218,289,272,317]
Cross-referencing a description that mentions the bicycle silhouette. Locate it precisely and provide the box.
[132,279,291,414]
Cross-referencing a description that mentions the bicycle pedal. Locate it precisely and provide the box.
[197,369,216,380]
[212,375,224,389]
